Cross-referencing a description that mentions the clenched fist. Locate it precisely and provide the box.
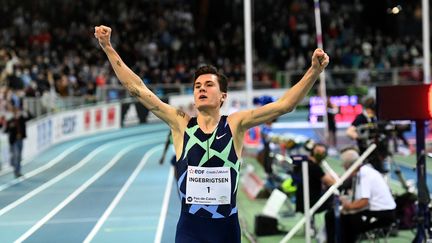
[311,48,330,73]
[94,25,112,50]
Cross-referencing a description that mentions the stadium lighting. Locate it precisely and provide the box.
[388,5,402,14]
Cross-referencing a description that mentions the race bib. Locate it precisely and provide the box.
[185,166,231,205]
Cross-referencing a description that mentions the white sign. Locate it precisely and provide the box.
[262,189,288,218]
[186,166,231,205]
[23,103,121,160]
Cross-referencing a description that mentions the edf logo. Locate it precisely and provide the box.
[188,168,204,174]
[62,116,76,134]
[194,169,204,174]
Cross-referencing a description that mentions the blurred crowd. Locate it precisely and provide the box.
[0,0,426,116]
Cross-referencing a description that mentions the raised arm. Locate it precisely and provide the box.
[230,48,329,132]
[94,25,188,130]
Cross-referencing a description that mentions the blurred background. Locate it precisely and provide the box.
[0,0,430,242]
[0,0,426,116]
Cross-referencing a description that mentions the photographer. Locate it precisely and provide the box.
[293,143,336,214]
[346,97,388,173]
[346,97,377,153]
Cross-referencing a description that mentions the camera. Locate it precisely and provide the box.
[357,120,411,173]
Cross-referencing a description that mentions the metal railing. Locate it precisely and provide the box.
[276,67,423,90]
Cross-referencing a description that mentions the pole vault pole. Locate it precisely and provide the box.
[244,0,253,109]
[422,0,430,85]
[313,0,328,141]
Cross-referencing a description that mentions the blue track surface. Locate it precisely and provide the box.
[0,123,181,243]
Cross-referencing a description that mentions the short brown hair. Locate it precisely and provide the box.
[363,97,376,111]
[193,65,228,93]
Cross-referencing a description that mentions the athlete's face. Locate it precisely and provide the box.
[193,74,226,110]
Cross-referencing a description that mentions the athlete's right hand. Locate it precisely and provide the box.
[94,25,112,50]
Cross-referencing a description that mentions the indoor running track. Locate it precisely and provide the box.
[0,123,180,243]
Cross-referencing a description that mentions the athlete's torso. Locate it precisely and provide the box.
[175,115,241,218]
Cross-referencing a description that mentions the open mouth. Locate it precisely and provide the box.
[198,95,207,100]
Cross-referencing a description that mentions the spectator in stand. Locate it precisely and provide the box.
[0,0,426,121]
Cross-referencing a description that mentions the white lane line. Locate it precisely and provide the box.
[14,139,163,243]
[0,126,165,192]
[83,145,163,243]
[0,142,89,192]
[0,136,145,217]
[0,128,134,177]
[154,165,175,243]
[0,216,161,227]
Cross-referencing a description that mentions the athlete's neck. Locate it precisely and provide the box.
[197,111,220,134]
